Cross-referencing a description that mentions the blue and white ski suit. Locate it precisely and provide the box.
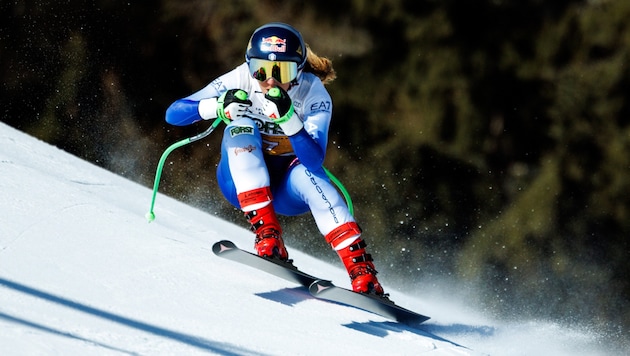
[165,63,355,236]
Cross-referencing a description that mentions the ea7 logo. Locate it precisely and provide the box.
[229,125,254,137]
[310,101,331,112]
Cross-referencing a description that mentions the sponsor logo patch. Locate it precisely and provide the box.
[229,125,254,137]
[260,36,287,53]
[234,145,256,156]
[310,101,331,112]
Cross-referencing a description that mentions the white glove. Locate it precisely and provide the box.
[197,89,252,123]
[217,89,252,124]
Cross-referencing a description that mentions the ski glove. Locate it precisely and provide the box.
[264,87,304,136]
[215,89,252,124]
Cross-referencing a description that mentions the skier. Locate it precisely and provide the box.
[165,22,384,295]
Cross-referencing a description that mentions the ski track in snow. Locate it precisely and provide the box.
[0,122,623,355]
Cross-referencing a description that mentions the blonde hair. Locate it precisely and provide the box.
[303,45,336,85]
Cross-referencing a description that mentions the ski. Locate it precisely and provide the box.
[212,240,430,325]
[309,279,430,325]
[212,240,322,287]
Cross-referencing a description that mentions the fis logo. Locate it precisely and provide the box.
[260,36,287,53]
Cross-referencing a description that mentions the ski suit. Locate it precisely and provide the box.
[165,63,355,237]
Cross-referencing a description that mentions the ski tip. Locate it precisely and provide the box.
[309,279,431,325]
[212,240,237,255]
[399,314,431,325]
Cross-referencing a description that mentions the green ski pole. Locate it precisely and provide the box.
[146,118,223,222]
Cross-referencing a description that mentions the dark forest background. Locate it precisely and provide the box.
[2,0,629,341]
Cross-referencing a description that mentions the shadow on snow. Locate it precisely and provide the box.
[255,285,490,351]
[255,286,313,307]
[0,277,266,356]
[343,319,495,350]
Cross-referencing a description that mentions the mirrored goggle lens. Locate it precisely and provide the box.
[248,59,298,84]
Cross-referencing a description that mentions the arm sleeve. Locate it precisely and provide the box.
[164,63,249,126]
[288,105,331,172]
[165,99,202,126]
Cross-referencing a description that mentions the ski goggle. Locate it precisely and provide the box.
[248,58,299,84]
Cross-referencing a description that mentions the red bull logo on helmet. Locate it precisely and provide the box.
[260,36,287,53]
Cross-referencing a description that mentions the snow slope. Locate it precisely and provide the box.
[0,122,618,355]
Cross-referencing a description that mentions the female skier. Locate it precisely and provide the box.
[165,22,384,295]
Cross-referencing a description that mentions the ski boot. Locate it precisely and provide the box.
[239,187,288,261]
[326,222,385,295]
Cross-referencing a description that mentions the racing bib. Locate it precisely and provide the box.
[261,133,293,155]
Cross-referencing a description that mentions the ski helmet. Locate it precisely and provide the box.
[246,22,307,83]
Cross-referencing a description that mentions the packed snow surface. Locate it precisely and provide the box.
[0,123,619,355]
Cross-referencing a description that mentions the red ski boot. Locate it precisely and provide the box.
[326,222,385,295]
[239,187,288,260]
